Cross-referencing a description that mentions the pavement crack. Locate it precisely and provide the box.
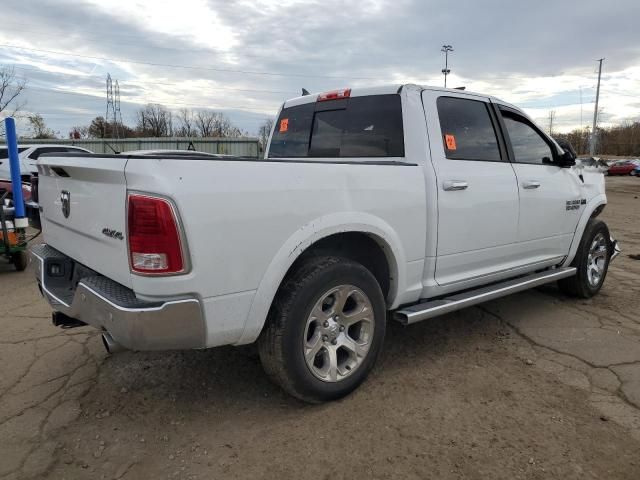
[478,305,640,414]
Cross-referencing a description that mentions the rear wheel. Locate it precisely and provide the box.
[559,219,611,298]
[258,256,386,403]
[12,251,28,271]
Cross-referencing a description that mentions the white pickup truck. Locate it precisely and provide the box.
[32,84,620,403]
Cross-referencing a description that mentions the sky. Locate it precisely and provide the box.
[0,0,638,138]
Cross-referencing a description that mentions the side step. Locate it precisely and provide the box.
[395,267,576,325]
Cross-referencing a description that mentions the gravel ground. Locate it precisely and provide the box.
[1,176,639,480]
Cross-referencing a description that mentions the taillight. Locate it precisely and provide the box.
[317,88,351,102]
[127,194,185,274]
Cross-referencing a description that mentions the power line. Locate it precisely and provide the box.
[0,43,381,80]
[8,65,298,95]
[22,85,278,115]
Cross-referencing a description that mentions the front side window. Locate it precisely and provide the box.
[501,112,554,165]
[269,94,404,158]
[436,96,502,161]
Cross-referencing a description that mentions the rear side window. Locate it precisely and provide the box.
[437,97,502,161]
[269,94,404,158]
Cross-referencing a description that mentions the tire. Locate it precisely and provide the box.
[12,251,28,271]
[558,219,611,298]
[258,256,386,403]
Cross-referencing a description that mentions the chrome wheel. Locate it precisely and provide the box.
[587,233,608,288]
[303,285,375,383]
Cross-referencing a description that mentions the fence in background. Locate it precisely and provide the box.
[1,137,260,157]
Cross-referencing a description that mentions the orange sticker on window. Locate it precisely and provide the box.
[445,134,457,150]
[279,118,289,133]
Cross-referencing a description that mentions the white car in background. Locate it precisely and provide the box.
[0,145,92,181]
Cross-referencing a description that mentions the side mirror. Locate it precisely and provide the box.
[554,138,577,168]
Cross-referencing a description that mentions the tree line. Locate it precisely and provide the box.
[69,104,249,140]
[555,122,640,157]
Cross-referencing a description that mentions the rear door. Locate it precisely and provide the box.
[496,106,583,263]
[422,90,520,286]
[38,154,132,288]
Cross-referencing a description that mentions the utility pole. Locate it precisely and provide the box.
[548,110,555,136]
[590,58,604,155]
[441,45,453,88]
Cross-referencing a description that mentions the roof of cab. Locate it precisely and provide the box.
[282,83,517,110]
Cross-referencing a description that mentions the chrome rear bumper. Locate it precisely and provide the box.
[31,244,206,351]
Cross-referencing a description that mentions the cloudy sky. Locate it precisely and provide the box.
[1,0,638,137]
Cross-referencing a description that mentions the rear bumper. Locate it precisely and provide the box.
[31,244,206,351]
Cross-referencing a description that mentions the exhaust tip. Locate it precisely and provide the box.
[102,333,125,354]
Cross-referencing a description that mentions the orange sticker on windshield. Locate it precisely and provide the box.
[279,118,289,133]
[445,134,457,150]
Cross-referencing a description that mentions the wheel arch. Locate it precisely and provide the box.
[235,212,408,345]
[562,193,607,267]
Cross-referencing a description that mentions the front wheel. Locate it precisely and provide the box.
[559,219,611,298]
[258,256,386,403]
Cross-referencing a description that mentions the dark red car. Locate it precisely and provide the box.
[0,179,32,202]
[607,160,640,176]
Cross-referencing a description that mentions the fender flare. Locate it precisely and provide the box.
[561,193,607,267]
[235,212,408,345]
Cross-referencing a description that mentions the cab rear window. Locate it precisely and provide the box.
[268,94,404,158]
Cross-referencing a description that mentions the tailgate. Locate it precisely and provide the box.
[38,155,132,288]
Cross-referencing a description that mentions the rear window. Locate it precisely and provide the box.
[0,147,28,159]
[268,94,404,158]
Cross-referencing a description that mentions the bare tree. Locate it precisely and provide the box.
[258,118,274,154]
[27,113,56,139]
[83,116,135,139]
[69,125,90,139]
[176,108,196,137]
[194,110,242,138]
[136,103,172,137]
[194,110,217,137]
[0,66,27,135]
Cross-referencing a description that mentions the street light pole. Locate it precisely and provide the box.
[441,45,453,88]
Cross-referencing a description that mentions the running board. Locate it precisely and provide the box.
[394,267,576,325]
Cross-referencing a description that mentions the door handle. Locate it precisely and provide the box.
[443,180,468,191]
[522,180,541,189]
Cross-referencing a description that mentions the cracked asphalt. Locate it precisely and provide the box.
[1,176,639,479]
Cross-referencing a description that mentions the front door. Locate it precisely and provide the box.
[496,106,583,264]
[422,91,520,286]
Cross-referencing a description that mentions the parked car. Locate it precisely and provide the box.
[31,84,620,403]
[118,149,236,158]
[0,145,92,181]
[606,159,640,176]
